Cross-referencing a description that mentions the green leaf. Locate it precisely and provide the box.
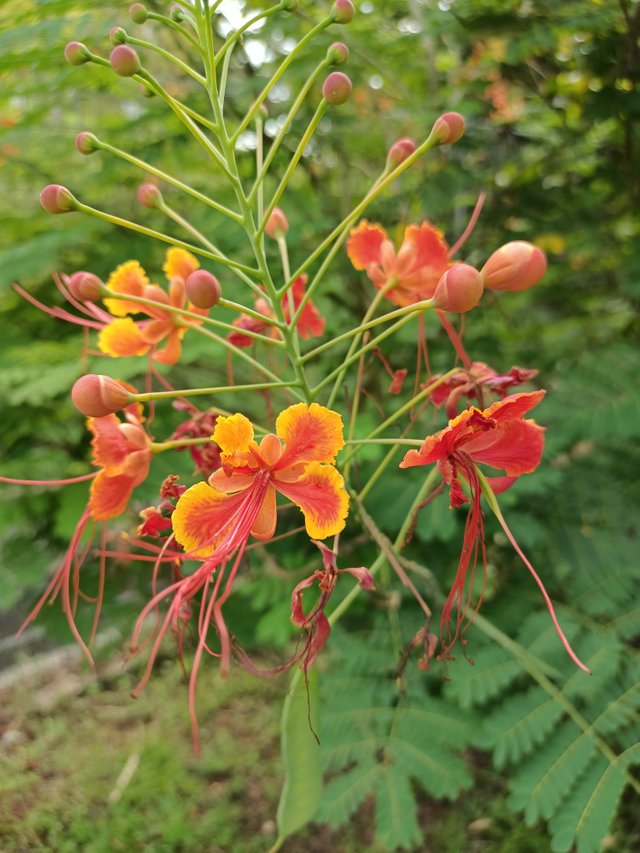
[275,668,323,844]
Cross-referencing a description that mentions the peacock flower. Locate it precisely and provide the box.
[400,390,589,673]
[98,248,209,365]
[427,362,539,419]
[87,401,153,521]
[172,402,349,556]
[347,220,450,307]
[228,275,325,348]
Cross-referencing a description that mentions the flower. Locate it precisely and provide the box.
[347,220,450,307]
[99,248,209,365]
[228,274,325,348]
[400,391,545,658]
[172,402,349,556]
[428,362,539,419]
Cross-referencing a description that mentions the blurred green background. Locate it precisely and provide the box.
[1,1,639,851]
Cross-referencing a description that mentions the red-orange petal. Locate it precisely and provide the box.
[104,260,149,316]
[172,481,249,558]
[347,221,387,270]
[153,328,183,365]
[405,221,449,270]
[250,484,277,540]
[274,462,349,540]
[289,276,325,339]
[88,414,130,474]
[89,470,136,521]
[275,403,345,470]
[463,418,545,475]
[140,319,170,345]
[98,318,150,358]
[482,390,546,423]
[400,409,493,468]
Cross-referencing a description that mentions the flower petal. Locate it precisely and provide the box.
[288,276,325,340]
[172,480,249,558]
[463,417,545,476]
[140,319,170,345]
[274,462,349,540]
[89,471,135,521]
[250,484,277,540]
[347,221,387,270]
[88,414,130,474]
[213,413,255,458]
[104,260,149,316]
[153,328,183,365]
[98,317,150,358]
[400,409,493,468]
[275,403,345,469]
[163,247,199,281]
[482,390,545,423]
[405,221,449,271]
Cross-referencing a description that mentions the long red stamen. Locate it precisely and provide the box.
[0,473,98,486]
[448,192,486,259]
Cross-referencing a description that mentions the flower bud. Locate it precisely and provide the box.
[327,41,349,65]
[71,374,133,418]
[387,137,417,167]
[185,270,222,309]
[110,44,141,77]
[39,184,77,214]
[137,183,163,208]
[75,131,99,155]
[170,5,185,22]
[265,207,288,240]
[64,41,90,66]
[481,242,547,292]
[68,271,104,302]
[129,3,148,23]
[322,71,352,106]
[140,83,155,98]
[433,264,484,313]
[333,0,355,24]
[109,27,127,46]
[431,112,465,145]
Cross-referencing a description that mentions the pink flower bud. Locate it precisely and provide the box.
[327,41,349,65]
[64,41,90,66]
[137,183,163,208]
[75,131,99,155]
[431,112,465,145]
[110,27,127,45]
[322,71,352,106]
[481,242,547,292]
[129,3,148,23]
[433,264,484,313]
[40,184,77,214]
[71,374,133,418]
[333,0,355,24]
[110,44,141,77]
[387,137,417,167]
[265,207,289,240]
[185,270,222,309]
[68,271,104,302]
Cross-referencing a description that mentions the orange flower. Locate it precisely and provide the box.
[173,403,348,556]
[347,220,450,307]
[87,403,153,521]
[99,248,209,365]
[228,275,325,348]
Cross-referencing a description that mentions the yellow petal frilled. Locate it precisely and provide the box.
[275,403,345,470]
[163,247,199,282]
[274,461,349,540]
[103,260,149,316]
[98,317,150,358]
[212,413,258,468]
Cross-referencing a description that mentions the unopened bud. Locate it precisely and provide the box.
[265,207,289,240]
[68,271,104,302]
[185,270,222,309]
[75,131,99,155]
[137,183,163,208]
[71,374,133,418]
[433,264,484,313]
[481,241,547,292]
[327,41,349,65]
[40,184,77,214]
[64,41,90,66]
[140,83,155,98]
[170,5,185,22]
[110,44,141,77]
[129,3,148,23]
[431,112,465,145]
[333,0,355,24]
[387,137,417,167]
[110,27,127,45]
[322,71,352,106]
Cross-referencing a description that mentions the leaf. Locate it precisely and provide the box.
[275,668,323,844]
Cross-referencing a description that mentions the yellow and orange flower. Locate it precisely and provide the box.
[347,219,451,307]
[172,403,349,558]
[98,248,209,365]
[87,401,152,521]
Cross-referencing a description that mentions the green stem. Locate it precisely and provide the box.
[123,34,206,84]
[146,12,202,51]
[135,381,297,403]
[95,139,242,223]
[151,436,211,453]
[345,439,423,447]
[215,3,288,68]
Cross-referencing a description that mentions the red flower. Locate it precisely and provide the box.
[428,362,539,419]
